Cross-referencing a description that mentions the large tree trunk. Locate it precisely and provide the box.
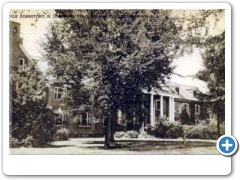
[104,114,111,148]
[110,111,115,143]
[217,114,220,138]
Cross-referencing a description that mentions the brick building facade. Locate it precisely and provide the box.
[10,20,204,137]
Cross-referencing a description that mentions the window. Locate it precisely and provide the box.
[54,87,65,100]
[175,87,180,94]
[78,112,91,126]
[193,90,197,97]
[55,114,67,125]
[18,58,25,67]
[195,105,201,114]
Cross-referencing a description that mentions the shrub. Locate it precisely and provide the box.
[114,130,139,139]
[21,135,36,147]
[182,120,225,140]
[9,136,20,148]
[114,131,126,138]
[164,121,183,138]
[183,125,214,139]
[138,131,157,139]
[10,135,49,148]
[208,119,225,136]
[144,119,224,140]
[54,127,70,140]
[10,64,56,147]
[145,121,183,138]
[126,130,139,138]
[10,107,56,147]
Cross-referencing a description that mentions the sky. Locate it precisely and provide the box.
[9,9,225,92]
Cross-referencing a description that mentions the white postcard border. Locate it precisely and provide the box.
[3,3,231,175]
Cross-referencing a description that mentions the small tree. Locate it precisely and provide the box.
[10,62,55,147]
[196,31,225,138]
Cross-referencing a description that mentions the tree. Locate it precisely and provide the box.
[169,10,225,137]
[10,62,55,147]
[196,31,225,138]
[42,10,182,147]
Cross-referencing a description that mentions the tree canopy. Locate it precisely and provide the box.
[42,9,225,146]
[196,31,225,137]
[43,10,183,112]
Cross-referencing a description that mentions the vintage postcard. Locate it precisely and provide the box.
[3,3,232,175]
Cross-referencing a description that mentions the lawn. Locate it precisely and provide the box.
[9,138,219,155]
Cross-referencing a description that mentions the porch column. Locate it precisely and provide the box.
[117,110,122,124]
[172,98,175,122]
[169,97,175,122]
[169,97,172,122]
[160,95,163,117]
[150,93,155,126]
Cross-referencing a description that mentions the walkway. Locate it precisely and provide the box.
[10,138,218,155]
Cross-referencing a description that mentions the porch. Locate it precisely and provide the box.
[149,91,175,126]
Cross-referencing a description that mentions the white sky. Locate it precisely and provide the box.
[10,9,225,92]
[170,49,207,92]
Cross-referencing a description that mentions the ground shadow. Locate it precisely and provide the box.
[35,144,72,148]
[82,140,216,152]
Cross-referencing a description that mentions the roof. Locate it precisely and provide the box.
[143,82,199,102]
[19,44,33,62]
[168,82,199,101]
[10,20,21,25]
[19,44,42,73]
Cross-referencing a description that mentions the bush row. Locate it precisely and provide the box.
[144,120,225,140]
[183,120,225,139]
[54,127,70,141]
[145,121,183,139]
[10,127,71,148]
[9,135,51,148]
[115,130,139,139]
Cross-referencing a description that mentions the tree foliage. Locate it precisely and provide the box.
[42,10,184,146]
[10,63,55,147]
[42,9,225,144]
[196,31,225,137]
[170,10,224,51]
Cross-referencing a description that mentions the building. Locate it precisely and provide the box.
[10,20,204,137]
[45,81,105,137]
[141,82,202,126]
[9,21,41,74]
[44,81,203,137]
[10,21,31,72]
[9,20,101,137]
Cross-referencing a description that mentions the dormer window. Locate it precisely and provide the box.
[18,58,25,67]
[193,90,197,97]
[175,87,180,94]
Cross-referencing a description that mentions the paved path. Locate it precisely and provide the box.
[9,138,219,155]
[115,137,217,143]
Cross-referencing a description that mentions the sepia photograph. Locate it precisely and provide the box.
[9,8,225,155]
